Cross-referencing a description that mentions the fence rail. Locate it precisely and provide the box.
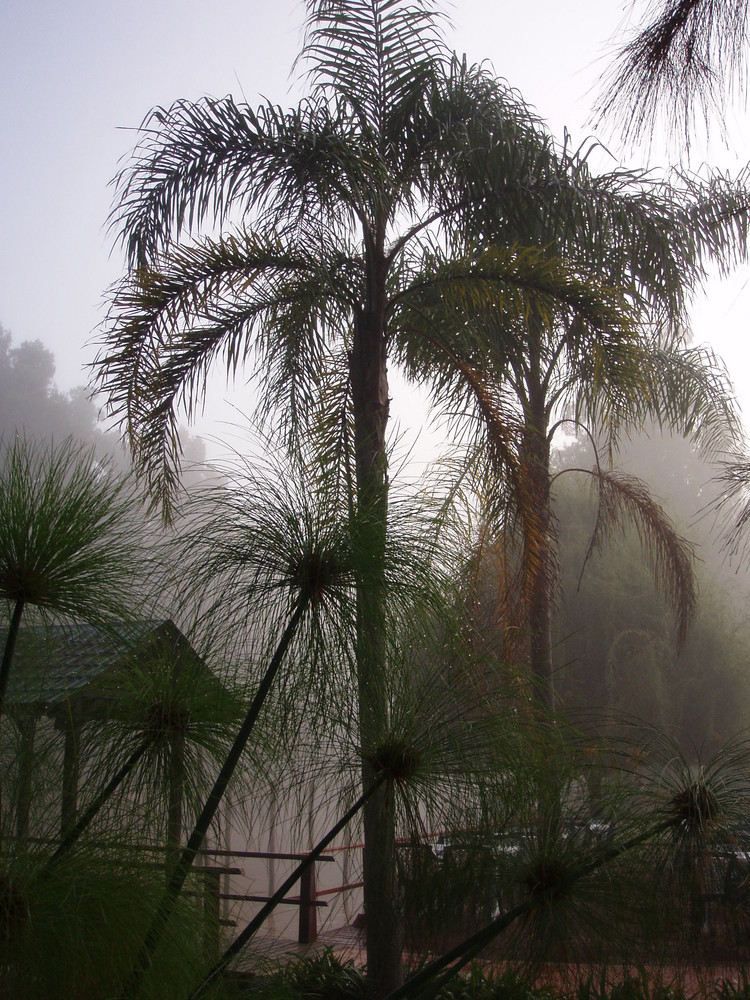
[199,844,363,947]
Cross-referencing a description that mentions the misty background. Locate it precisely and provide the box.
[3,0,750,747]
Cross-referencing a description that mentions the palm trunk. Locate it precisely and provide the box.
[350,283,401,997]
[60,715,81,838]
[166,727,185,871]
[520,352,560,827]
[14,714,36,842]
[521,353,554,713]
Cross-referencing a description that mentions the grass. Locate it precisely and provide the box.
[228,953,750,1000]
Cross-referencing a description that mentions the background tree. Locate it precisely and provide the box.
[0,325,105,447]
[552,433,750,749]
[0,322,210,495]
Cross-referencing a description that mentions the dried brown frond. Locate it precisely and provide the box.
[585,467,697,648]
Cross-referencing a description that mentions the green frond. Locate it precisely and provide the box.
[682,165,750,273]
[392,243,635,397]
[298,0,448,137]
[639,343,743,456]
[111,95,373,267]
[569,337,742,465]
[709,453,750,562]
[0,437,142,625]
[94,229,358,513]
[593,0,749,148]
[474,138,750,331]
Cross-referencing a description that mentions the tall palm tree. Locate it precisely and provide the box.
[94,0,750,986]
[395,140,748,709]
[94,3,637,991]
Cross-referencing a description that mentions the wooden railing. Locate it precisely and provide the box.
[199,846,357,946]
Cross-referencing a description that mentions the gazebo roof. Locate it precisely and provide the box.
[4,619,210,719]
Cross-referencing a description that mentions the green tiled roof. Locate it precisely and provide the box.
[2,620,203,715]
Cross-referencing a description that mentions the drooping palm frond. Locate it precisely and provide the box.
[284,345,356,510]
[593,0,750,148]
[709,453,750,560]
[681,165,750,269]
[477,135,750,333]
[639,343,743,455]
[391,242,635,440]
[476,141,695,328]
[576,467,697,648]
[570,338,742,462]
[111,95,375,266]
[95,228,359,512]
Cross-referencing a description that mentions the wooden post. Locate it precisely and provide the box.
[61,715,80,838]
[298,862,317,944]
[203,868,221,959]
[166,727,185,872]
[14,714,37,841]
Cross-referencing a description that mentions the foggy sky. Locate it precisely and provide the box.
[1,0,748,458]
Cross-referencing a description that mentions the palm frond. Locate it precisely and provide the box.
[640,343,743,455]
[682,165,750,272]
[392,243,635,367]
[709,453,750,561]
[582,467,697,648]
[593,0,749,148]
[111,95,371,267]
[94,229,357,513]
[298,0,448,137]
[570,339,742,463]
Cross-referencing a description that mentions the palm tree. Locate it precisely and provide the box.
[94,3,638,991]
[395,141,747,710]
[94,0,750,988]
